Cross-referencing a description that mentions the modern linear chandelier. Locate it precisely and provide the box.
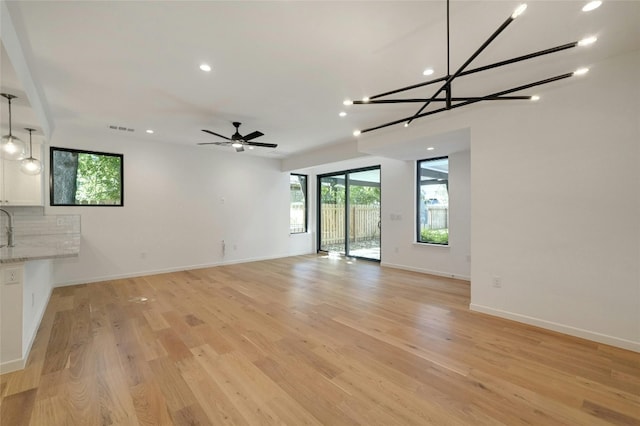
[346,0,598,136]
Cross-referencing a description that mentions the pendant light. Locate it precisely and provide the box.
[20,128,42,175]
[1,93,27,160]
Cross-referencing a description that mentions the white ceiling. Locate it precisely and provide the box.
[0,43,41,142]
[2,1,639,159]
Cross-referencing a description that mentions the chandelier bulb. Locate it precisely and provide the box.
[512,4,527,19]
[578,36,597,47]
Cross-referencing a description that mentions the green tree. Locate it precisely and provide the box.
[321,181,380,205]
[349,186,380,205]
[75,153,121,203]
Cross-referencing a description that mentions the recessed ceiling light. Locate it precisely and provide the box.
[362,97,370,103]
[343,99,353,106]
[531,95,540,101]
[353,130,361,136]
[199,63,212,72]
[423,68,434,76]
[427,147,435,151]
[248,146,254,150]
[574,67,589,76]
[339,111,347,117]
[404,122,409,128]
[146,129,154,134]
[582,1,602,12]
[578,36,597,47]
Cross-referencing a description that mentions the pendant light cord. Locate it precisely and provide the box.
[28,129,33,156]
[7,97,12,136]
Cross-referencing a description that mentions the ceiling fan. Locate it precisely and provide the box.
[198,122,278,152]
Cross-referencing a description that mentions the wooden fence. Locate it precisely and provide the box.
[424,205,448,230]
[293,203,446,237]
[320,204,380,245]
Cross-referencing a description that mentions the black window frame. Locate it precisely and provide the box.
[289,173,308,234]
[416,156,449,245]
[50,146,124,207]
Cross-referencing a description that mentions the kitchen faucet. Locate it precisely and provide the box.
[0,208,14,247]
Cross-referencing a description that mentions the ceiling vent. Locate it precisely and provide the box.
[108,125,135,132]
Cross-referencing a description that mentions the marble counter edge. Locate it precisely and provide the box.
[0,234,81,264]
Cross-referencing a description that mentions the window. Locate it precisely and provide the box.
[290,174,307,233]
[50,147,123,206]
[417,157,448,244]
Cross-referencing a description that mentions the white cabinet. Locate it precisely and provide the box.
[0,142,43,206]
[0,263,24,372]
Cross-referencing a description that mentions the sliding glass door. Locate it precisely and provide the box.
[347,168,381,259]
[318,167,380,261]
[319,174,346,254]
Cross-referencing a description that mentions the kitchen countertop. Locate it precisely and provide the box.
[0,234,81,263]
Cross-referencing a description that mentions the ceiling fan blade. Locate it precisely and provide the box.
[242,131,264,141]
[235,146,245,153]
[202,129,232,140]
[245,141,278,148]
[197,141,229,146]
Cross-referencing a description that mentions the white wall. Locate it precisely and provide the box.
[381,150,470,280]
[46,129,297,286]
[469,50,640,351]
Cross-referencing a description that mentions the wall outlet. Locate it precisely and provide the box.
[4,268,20,284]
[492,276,502,288]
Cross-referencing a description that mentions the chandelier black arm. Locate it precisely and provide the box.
[407,13,517,123]
[459,42,578,77]
[360,72,574,134]
[369,76,449,101]
[367,42,578,101]
[355,96,531,104]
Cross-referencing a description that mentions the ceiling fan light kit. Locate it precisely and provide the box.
[199,121,278,153]
[1,93,27,161]
[348,0,597,136]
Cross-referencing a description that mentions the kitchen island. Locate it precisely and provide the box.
[0,214,80,373]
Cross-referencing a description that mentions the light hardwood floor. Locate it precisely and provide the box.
[1,255,639,425]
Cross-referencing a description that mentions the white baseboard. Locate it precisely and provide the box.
[470,303,640,353]
[52,254,289,287]
[0,357,26,374]
[381,262,470,282]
